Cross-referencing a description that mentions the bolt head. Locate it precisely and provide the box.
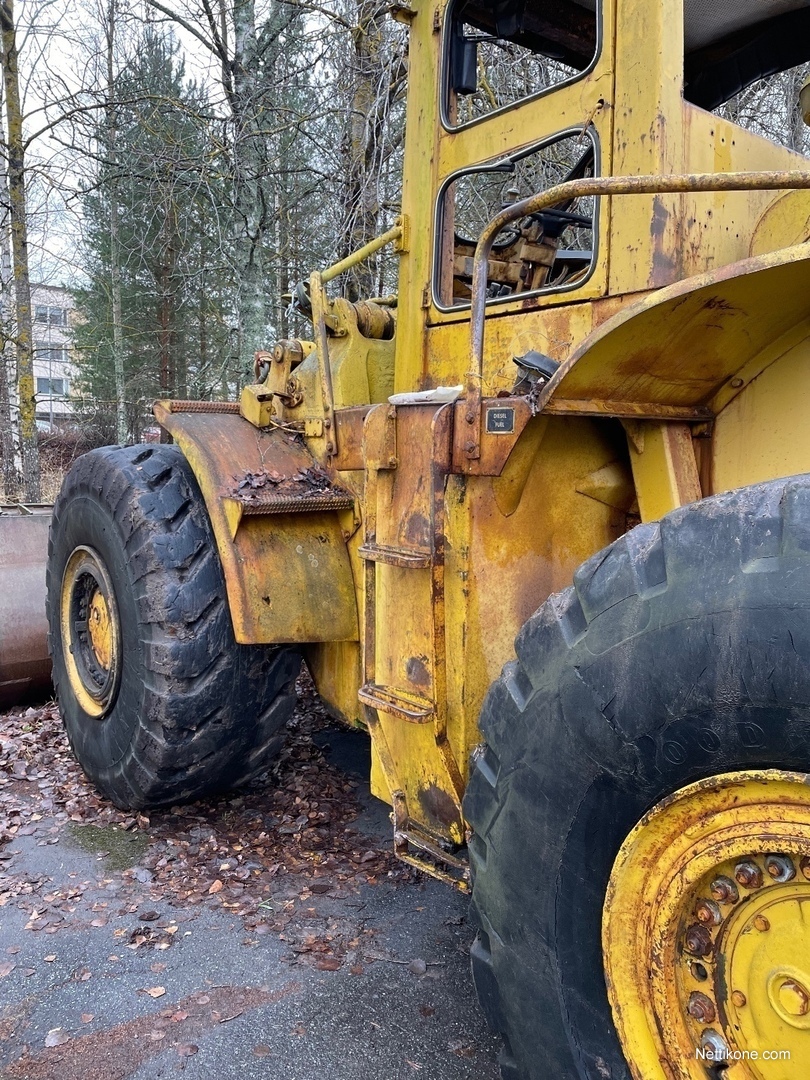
[695,899,722,926]
[710,875,739,904]
[700,1030,729,1060]
[753,914,770,932]
[735,860,763,889]
[731,990,747,1008]
[684,923,714,958]
[765,855,796,882]
[779,979,810,1016]
[687,991,716,1023]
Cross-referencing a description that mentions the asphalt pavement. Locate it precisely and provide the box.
[0,722,501,1080]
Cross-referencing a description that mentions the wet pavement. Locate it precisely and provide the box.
[0,705,500,1080]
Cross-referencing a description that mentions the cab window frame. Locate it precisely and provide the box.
[440,0,604,134]
[431,125,601,313]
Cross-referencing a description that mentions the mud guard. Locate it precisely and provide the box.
[154,402,359,645]
[539,243,810,411]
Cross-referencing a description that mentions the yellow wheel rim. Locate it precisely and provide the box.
[60,545,122,718]
[603,771,810,1079]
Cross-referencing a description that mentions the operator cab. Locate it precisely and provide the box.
[437,0,810,311]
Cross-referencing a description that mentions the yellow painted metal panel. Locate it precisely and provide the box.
[713,334,810,493]
[541,246,810,409]
[624,421,701,522]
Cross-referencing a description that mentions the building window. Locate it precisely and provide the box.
[35,342,68,364]
[35,305,68,327]
[36,376,68,396]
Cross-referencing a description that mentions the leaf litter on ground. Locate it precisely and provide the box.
[0,669,420,973]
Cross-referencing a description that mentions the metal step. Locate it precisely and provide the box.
[357,542,431,568]
[237,490,355,515]
[358,683,435,724]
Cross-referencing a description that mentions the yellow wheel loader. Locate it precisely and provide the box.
[42,1,810,1077]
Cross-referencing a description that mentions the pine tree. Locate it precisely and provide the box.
[73,27,234,440]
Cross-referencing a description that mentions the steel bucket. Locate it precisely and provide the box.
[0,504,52,706]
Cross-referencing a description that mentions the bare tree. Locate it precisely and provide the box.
[0,0,39,500]
[103,0,126,443]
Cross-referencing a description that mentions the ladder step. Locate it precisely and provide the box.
[359,683,435,724]
[358,542,431,568]
[234,490,355,516]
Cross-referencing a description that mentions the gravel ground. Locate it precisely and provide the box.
[0,679,500,1079]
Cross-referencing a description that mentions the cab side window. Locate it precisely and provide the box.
[444,0,598,128]
[436,131,597,307]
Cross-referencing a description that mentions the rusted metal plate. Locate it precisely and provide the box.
[154,403,359,645]
[333,406,373,471]
[0,505,52,706]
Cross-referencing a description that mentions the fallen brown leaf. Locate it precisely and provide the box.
[139,986,166,998]
[44,1027,70,1047]
[314,957,341,971]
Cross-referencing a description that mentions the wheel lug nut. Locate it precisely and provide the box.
[801,856,810,881]
[731,990,747,1008]
[687,991,716,1023]
[695,898,722,926]
[710,875,739,904]
[700,1030,729,1061]
[765,855,796,882]
[735,860,763,888]
[684,924,714,958]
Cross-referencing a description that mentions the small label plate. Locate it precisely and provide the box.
[486,407,515,434]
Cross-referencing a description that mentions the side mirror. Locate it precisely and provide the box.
[450,21,478,95]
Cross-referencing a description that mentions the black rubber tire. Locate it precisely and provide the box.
[46,444,301,810]
[463,476,810,1080]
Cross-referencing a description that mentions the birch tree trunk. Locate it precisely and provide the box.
[231,0,267,370]
[105,0,127,444]
[0,0,38,500]
[0,87,18,496]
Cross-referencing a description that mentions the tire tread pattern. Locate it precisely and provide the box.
[47,444,301,809]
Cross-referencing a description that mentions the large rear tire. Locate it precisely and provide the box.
[463,477,810,1079]
[47,444,301,809]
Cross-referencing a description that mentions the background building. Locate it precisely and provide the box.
[32,283,75,428]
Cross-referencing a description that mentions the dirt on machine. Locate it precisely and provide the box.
[14,1,810,1078]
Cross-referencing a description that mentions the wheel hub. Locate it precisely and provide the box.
[603,772,810,1079]
[60,546,122,717]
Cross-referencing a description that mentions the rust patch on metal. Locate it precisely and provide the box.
[404,511,431,548]
[418,783,461,829]
[406,654,431,687]
[2,982,302,1080]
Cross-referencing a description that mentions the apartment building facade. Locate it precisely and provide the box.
[32,283,75,428]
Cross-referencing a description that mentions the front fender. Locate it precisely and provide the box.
[154,402,359,645]
[538,243,810,412]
